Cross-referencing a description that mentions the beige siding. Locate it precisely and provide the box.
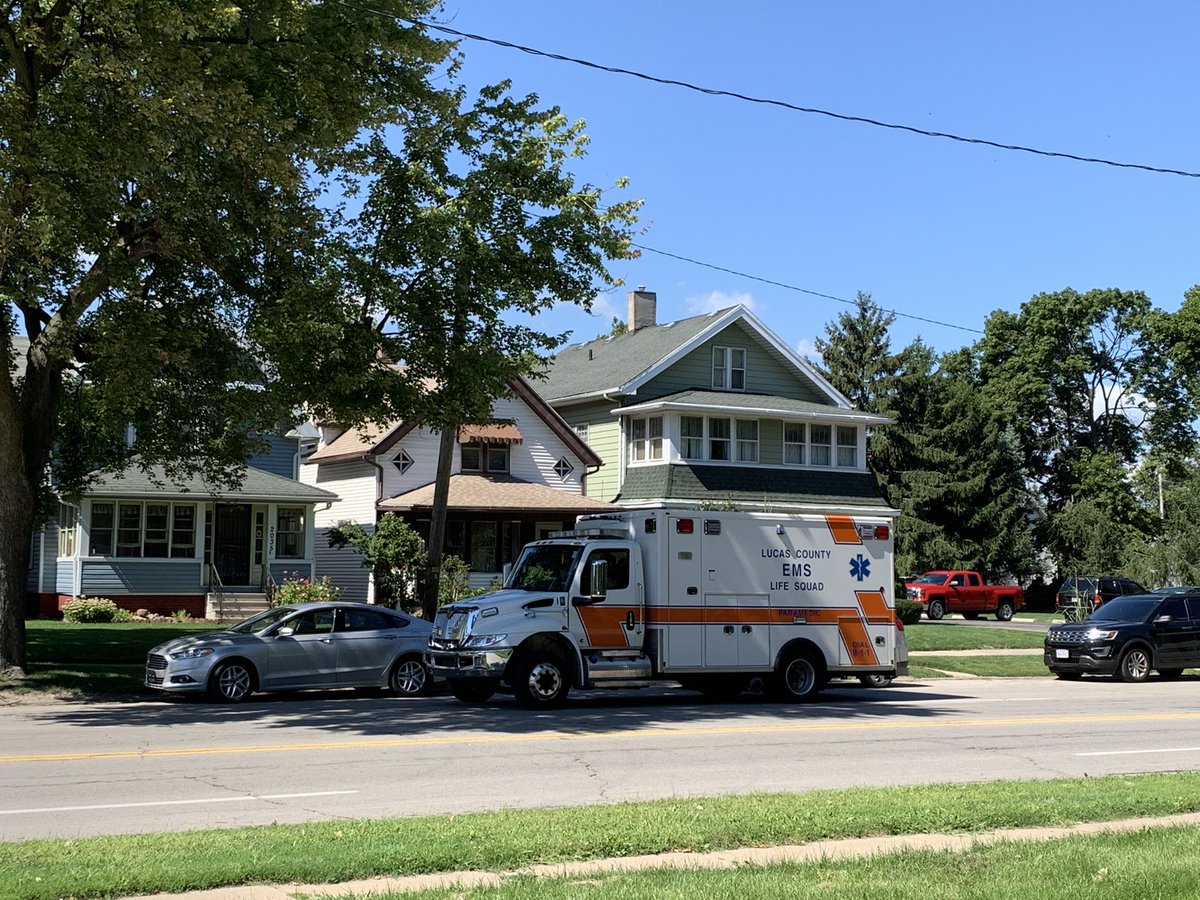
[300,459,377,526]
[558,401,621,501]
[641,321,829,404]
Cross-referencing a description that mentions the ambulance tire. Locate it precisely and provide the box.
[772,648,825,701]
[513,652,571,709]
[927,599,946,620]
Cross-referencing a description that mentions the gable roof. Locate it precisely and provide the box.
[87,461,338,504]
[303,376,600,468]
[538,305,851,408]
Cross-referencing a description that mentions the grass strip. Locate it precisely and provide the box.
[5,773,1200,900]
[908,655,1050,678]
[26,621,216,665]
[904,626,1046,652]
[381,826,1200,899]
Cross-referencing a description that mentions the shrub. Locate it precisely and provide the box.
[62,596,122,623]
[112,607,134,623]
[273,575,342,606]
[895,599,923,625]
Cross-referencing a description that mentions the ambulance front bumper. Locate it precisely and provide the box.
[427,647,512,679]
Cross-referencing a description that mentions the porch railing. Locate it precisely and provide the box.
[209,564,226,622]
[262,567,279,607]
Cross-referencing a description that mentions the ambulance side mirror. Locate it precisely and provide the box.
[589,558,608,599]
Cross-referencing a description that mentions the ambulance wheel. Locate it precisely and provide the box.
[927,599,946,620]
[859,674,893,688]
[513,652,571,708]
[772,649,825,701]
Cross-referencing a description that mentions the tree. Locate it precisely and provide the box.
[814,291,899,414]
[329,83,640,619]
[973,288,1194,571]
[0,1,455,676]
[327,514,427,612]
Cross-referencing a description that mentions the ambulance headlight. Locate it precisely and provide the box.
[461,633,508,649]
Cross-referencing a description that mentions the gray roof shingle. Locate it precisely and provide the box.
[88,462,338,503]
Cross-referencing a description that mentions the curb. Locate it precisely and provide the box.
[122,812,1200,900]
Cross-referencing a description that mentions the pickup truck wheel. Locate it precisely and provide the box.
[449,679,497,703]
[514,653,571,708]
[1117,647,1151,683]
[995,600,1015,622]
[927,599,946,620]
[771,649,825,701]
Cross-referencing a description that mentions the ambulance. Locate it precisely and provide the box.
[428,508,902,707]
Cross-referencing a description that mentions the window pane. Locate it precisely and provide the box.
[276,507,305,559]
[486,446,509,472]
[171,505,196,558]
[736,419,758,462]
[649,417,663,460]
[117,503,142,557]
[681,416,704,460]
[708,417,730,461]
[144,503,169,558]
[811,425,832,467]
[90,503,114,556]
[461,446,481,471]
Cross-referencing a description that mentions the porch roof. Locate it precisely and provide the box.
[379,474,617,514]
[85,462,339,504]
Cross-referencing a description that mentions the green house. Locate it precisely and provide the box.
[537,290,893,514]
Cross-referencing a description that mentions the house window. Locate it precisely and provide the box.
[276,507,305,559]
[143,503,170,558]
[629,416,663,463]
[836,426,858,467]
[393,450,414,475]
[117,503,143,557]
[572,423,590,445]
[90,503,114,556]
[487,444,509,473]
[57,504,77,557]
[712,346,746,390]
[784,423,806,465]
[173,506,197,559]
[810,424,832,467]
[680,416,704,460]
[461,445,482,471]
[553,457,575,479]
[736,419,759,462]
[708,417,731,461]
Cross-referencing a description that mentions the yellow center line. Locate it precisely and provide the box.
[6,710,1200,764]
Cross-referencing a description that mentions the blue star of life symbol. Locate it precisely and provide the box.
[850,554,870,582]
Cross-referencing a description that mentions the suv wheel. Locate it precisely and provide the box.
[1117,646,1151,683]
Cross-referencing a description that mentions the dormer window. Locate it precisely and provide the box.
[461,443,508,474]
[712,346,746,390]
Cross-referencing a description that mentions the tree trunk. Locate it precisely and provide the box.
[0,482,34,676]
[422,424,458,620]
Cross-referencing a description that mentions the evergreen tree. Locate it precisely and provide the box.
[814,292,899,414]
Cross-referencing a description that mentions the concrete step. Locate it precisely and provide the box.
[206,592,271,622]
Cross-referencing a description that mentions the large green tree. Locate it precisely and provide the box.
[814,291,899,414]
[0,1,455,676]
[329,83,639,618]
[973,288,1194,570]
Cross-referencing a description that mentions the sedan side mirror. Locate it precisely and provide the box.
[276,626,296,637]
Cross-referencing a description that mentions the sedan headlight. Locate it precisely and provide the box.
[461,633,508,649]
[1084,628,1119,641]
[169,646,216,660]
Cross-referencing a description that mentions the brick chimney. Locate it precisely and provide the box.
[627,287,657,332]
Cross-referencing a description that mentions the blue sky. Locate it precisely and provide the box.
[441,2,1199,359]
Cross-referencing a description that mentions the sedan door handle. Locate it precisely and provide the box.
[320,638,333,644]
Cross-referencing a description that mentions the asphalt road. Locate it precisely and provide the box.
[4,673,1200,842]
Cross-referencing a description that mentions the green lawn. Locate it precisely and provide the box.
[909,656,1049,678]
[25,620,216,664]
[905,625,1045,651]
[4,773,1200,900]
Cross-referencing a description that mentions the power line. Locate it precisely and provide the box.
[634,243,983,335]
[347,5,1200,180]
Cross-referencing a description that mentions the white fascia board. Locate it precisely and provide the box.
[623,497,900,517]
[612,398,893,426]
[737,306,854,408]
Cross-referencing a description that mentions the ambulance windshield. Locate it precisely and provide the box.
[509,544,583,593]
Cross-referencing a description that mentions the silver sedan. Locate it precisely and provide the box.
[145,602,434,702]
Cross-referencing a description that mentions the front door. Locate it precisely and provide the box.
[215,504,252,586]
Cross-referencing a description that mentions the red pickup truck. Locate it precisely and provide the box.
[905,570,1024,622]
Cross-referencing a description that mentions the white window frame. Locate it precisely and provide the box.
[680,415,704,460]
[711,346,746,391]
[89,501,198,558]
[836,426,858,468]
[628,416,663,464]
[57,504,77,558]
[736,419,758,462]
[275,506,306,560]
[783,422,806,465]
[809,423,833,467]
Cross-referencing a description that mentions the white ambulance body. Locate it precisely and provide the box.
[428,508,899,707]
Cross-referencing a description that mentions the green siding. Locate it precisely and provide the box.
[561,402,621,502]
[639,321,829,404]
[759,419,783,465]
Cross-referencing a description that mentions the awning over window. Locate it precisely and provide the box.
[458,423,523,445]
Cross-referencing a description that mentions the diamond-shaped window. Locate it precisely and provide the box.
[553,457,574,479]
[393,450,414,475]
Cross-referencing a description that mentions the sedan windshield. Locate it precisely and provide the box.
[227,606,299,634]
[509,545,583,593]
[1086,596,1160,623]
[912,573,949,585]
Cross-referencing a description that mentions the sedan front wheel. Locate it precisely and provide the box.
[207,660,255,702]
[389,657,431,697]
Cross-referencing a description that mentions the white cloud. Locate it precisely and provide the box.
[795,338,822,365]
[685,290,757,314]
[589,291,621,321]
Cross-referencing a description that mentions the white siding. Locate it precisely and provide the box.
[379,426,443,499]
[300,459,377,526]
[496,398,584,494]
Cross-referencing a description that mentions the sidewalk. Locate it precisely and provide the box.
[124,812,1200,899]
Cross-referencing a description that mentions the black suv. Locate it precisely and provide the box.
[1044,592,1200,682]
[1055,575,1146,621]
